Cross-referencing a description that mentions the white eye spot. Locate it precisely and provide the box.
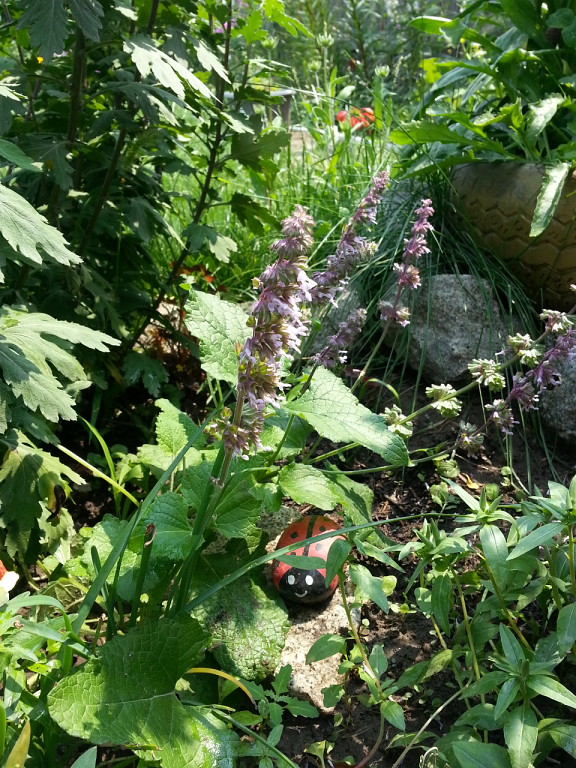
[305,575,314,586]
[287,575,296,585]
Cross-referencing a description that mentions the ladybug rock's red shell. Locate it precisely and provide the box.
[271,515,344,605]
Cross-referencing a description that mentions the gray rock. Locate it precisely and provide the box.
[396,274,510,383]
[540,355,576,442]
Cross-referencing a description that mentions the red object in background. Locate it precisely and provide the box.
[271,515,345,605]
[336,106,375,130]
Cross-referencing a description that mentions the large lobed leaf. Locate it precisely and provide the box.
[48,616,238,768]
[0,186,81,277]
[0,306,118,425]
[282,367,409,465]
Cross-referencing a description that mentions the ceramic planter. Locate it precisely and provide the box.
[451,162,576,311]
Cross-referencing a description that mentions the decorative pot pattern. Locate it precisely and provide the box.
[451,163,576,311]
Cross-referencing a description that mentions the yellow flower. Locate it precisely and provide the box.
[37,56,44,63]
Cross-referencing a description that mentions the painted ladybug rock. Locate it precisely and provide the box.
[271,515,344,605]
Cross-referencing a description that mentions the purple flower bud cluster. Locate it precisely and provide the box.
[310,171,390,304]
[223,206,316,458]
[485,328,576,436]
[314,308,367,368]
[378,198,434,327]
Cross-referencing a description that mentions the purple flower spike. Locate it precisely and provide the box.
[314,308,367,368]
[223,206,316,458]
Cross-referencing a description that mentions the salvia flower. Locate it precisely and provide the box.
[223,206,316,458]
[485,399,517,435]
[508,374,539,411]
[468,359,506,391]
[310,171,389,304]
[425,384,462,418]
[314,308,367,368]
[540,309,571,334]
[507,333,542,367]
[383,404,413,439]
[379,302,411,327]
[458,422,484,457]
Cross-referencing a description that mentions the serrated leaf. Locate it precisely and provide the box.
[190,561,289,681]
[154,398,203,457]
[48,616,238,768]
[0,185,80,269]
[305,633,346,663]
[68,0,103,41]
[282,368,408,464]
[194,41,229,82]
[230,193,279,234]
[504,704,537,768]
[278,463,339,510]
[530,162,571,237]
[349,563,389,612]
[231,128,290,169]
[184,290,250,384]
[213,470,263,541]
[0,306,118,422]
[0,430,82,557]
[130,492,196,563]
[81,515,165,601]
[122,352,168,397]
[124,35,212,100]
[507,522,565,560]
[453,741,511,768]
[0,139,39,172]
[557,602,576,654]
[17,0,68,60]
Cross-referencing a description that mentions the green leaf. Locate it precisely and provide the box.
[431,573,452,634]
[0,185,81,270]
[504,704,537,768]
[231,127,291,169]
[5,720,30,768]
[530,163,571,237]
[230,192,279,234]
[130,492,196,563]
[349,564,389,612]
[124,35,212,100]
[278,464,339,510]
[464,670,508,698]
[324,539,352,586]
[453,741,511,768]
[527,95,565,144]
[0,306,118,423]
[507,522,565,560]
[305,633,346,663]
[17,0,68,60]
[0,140,39,173]
[261,0,310,36]
[380,699,405,730]
[194,40,229,82]
[190,562,289,681]
[184,290,250,385]
[557,602,576,655]
[499,625,526,669]
[154,398,203,457]
[546,723,576,757]
[48,616,238,768]
[480,524,510,590]
[282,368,408,464]
[122,352,168,398]
[69,746,97,768]
[369,644,388,679]
[547,8,574,27]
[495,678,520,720]
[213,470,263,542]
[0,431,82,557]
[68,0,103,40]
[528,674,576,709]
[284,698,318,718]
